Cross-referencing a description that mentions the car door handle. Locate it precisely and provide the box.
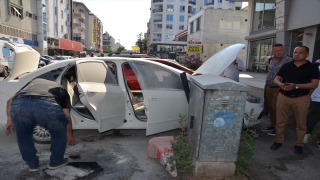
[148,97,159,101]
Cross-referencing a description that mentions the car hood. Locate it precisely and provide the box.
[4,42,40,80]
[193,43,245,76]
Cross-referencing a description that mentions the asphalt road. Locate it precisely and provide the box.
[0,127,178,180]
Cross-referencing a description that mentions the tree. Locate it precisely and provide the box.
[103,46,113,53]
[135,32,147,53]
[116,46,126,53]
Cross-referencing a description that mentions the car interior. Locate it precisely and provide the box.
[60,63,148,123]
[121,63,147,121]
[61,66,95,120]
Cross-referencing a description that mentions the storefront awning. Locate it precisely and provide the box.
[173,29,188,41]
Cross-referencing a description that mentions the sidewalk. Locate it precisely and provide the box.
[239,72,320,180]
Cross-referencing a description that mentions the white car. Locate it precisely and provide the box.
[0,43,262,142]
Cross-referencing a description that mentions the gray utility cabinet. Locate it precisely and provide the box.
[187,74,250,162]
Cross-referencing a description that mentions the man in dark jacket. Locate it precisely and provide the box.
[4,78,76,172]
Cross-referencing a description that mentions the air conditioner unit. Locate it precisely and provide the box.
[66,21,70,26]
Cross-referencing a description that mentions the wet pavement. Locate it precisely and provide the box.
[0,128,177,180]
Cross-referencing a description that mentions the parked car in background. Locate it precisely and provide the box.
[49,56,74,64]
[40,57,51,65]
[41,55,54,60]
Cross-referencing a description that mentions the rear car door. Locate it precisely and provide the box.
[75,60,125,132]
[129,61,189,135]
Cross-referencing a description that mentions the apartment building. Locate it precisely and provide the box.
[149,0,198,59]
[47,0,81,56]
[235,0,320,71]
[87,14,103,53]
[72,1,90,52]
[195,0,242,11]
[0,0,48,55]
[102,31,115,52]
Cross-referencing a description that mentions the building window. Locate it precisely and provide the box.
[11,6,23,19]
[27,12,32,18]
[192,8,196,14]
[32,34,37,41]
[248,38,275,72]
[179,25,184,30]
[61,10,63,18]
[34,15,37,20]
[179,16,184,22]
[67,14,69,21]
[167,5,174,12]
[180,6,185,12]
[190,22,194,33]
[166,24,173,30]
[217,0,222,3]
[165,34,173,39]
[19,0,23,6]
[229,1,235,4]
[196,17,201,31]
[55,7,57,15]
[166,15,173,21]
[61,25,63,33]
[205,0,214,6]
[252,0,276,31]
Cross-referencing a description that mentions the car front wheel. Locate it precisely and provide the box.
[33,125,51,144]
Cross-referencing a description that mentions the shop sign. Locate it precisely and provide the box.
[92,18,97,43]
[187,46,201,53]
[188,38,202,45]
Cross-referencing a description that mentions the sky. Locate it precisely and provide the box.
[75,0,249,50]
[75,0,151,50]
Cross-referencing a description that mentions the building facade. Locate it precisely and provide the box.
[187,8,248,62]
[236,0,320,71]
[195,0,242,11]
[149,0,198,59]
[102,31,115,52]
[0,0,48,55]
[72,1,90,53]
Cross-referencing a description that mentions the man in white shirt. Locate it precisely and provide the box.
[222,58,245,82]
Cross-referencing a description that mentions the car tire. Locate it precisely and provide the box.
[33,124,51,144]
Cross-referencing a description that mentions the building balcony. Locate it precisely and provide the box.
[154,28,162,32]
[73,22,85,29]
[152,9,163,13]
[153,0,163,3]
[153,19,162,22]
[179,10,185,12]
[189,1,196,5]
[153,38,161,41]
[73,12,85,20]
[147,22,150,27]
[188,10,193,14]
[73,33,85,39]
[206,2,214,5]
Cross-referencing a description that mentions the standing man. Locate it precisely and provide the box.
[270,46,319,154]
[222,58,245,82]
[262,44,292,136]
[4,78,76,171]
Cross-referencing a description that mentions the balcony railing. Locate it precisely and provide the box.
[179,10,185,12]
[152,9,163,13]
[153,19,162,22]
[73,12,85,19]
[153,0,163,3]
[154,28,162,32]
[206,2,214,5]
[188,10,193,14]
[153,38,161,41]
[73,22,85,29]
[189,1,196,5]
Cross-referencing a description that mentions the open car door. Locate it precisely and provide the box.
[75,60,125,132]
[129,61,188,136]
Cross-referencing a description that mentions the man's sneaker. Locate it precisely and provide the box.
[294,145,303,155]
[262,126,275,132]
[267,129,276,136]
[271,142,282,151]
[303,134,311,143]
[29,161,39,172]
[48,158,69,170]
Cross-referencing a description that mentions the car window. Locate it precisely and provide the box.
[104,61,117,82]
[36,67,64,81]
[77,62,117,85]
[130,62,183,90]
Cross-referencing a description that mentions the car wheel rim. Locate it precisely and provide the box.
[33,125,51,141]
